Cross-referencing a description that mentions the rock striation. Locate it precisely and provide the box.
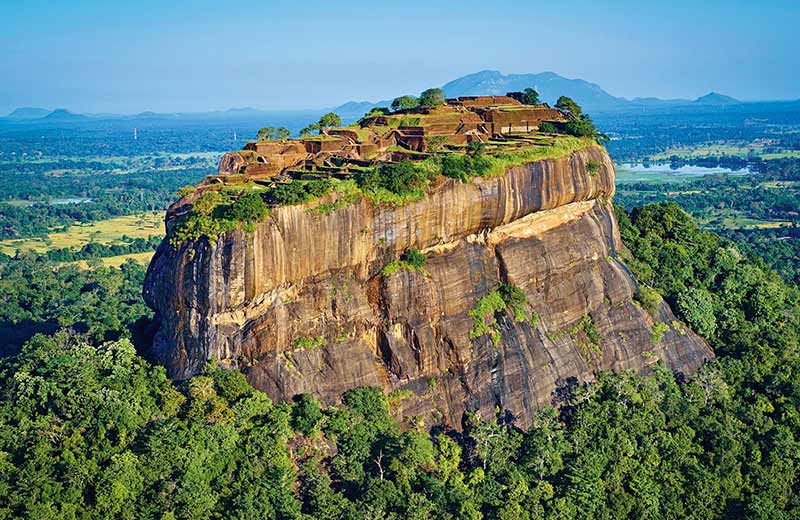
[144,144,712,429]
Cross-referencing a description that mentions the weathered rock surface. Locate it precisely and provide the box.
[144,145,712,428]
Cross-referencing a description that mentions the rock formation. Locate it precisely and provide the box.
[144,140,712,429]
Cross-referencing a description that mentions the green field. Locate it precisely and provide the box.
[650,143,800,161]
[0,211,164,256]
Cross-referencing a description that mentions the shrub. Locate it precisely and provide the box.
[440,153,492,182]
[565,116,599,138]
[651,322,670,344]
[268,179,333,206]
[176,185,196,198]
[359,161,430,201]
[538,121,558,134]
[222,192,269,225]
[381,249,427,276]
[636,286,662,316]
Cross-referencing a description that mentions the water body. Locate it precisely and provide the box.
[50,197,92,205]
[615,163,753,184]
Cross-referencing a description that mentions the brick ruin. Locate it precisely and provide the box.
[215,95,570,182]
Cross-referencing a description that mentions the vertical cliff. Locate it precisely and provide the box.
[144,145,712,429]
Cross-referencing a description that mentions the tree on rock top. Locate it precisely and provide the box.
[300,112,341,136]
[508,88,541,105]
[257,126,290,141]
[419,88,446,108]
[556,96,582,116]
[318,112,342,129]
[391,95,420,112]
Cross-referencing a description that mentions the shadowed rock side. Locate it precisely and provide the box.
[144,146,713,429]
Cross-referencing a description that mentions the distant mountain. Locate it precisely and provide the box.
[441,70,628,112]
[334,100,391,119]
[42,109,89,121]
[694,92,739,105]
[333,71,749,117]
[6,107,50,119]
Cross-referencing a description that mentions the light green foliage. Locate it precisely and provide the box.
[587,159,602,176]
[176,185,196,198]
[650,321,670,344]
[292,336,326,350]
[418,88,446,108]
[676,287,717,338]
[169,190,270,247]
[469,283,531,344]
[636,285,663,316]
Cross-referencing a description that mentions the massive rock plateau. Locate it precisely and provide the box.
[144,145,712,428]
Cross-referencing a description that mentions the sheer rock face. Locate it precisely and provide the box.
[144,146,712,429]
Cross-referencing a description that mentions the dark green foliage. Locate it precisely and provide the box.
[538,121,558,134]
[319,112,342,129]
[440,152,492,182]
[2,203,800,518]
[391,96,420,111]
[267,179,333,206]
[221,192,269,223]
[400,249,426,270]
[358,161,430,198]
[556,96,582,116]
[0,256,151,355]
[565,115,600,138]
[292,394,324,435]
[508,88,541,105]
[418,88,445,108]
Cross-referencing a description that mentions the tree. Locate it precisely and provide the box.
[391,95,420,112]
[556,96,582,116]
[508,88,540,105]
[257,126,276,141]
[564,115,599,138]
[318,112,341,130]
[300,123,320,136]
[419,88,446,109]
[257,126,291,141]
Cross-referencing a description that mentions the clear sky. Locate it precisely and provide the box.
[1,0,798,114]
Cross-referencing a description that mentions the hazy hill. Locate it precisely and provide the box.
[441,70,628,112]
[6,107,50,119]
[694,92,740,105]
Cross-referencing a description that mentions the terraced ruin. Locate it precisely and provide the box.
[211,95,569,184]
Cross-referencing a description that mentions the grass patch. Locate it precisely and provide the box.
[292,336,326,350]
[0,212,163,256]
[381,249,427,276]
[468,283,532,345]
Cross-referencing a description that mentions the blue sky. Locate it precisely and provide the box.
[1,0,798,113]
